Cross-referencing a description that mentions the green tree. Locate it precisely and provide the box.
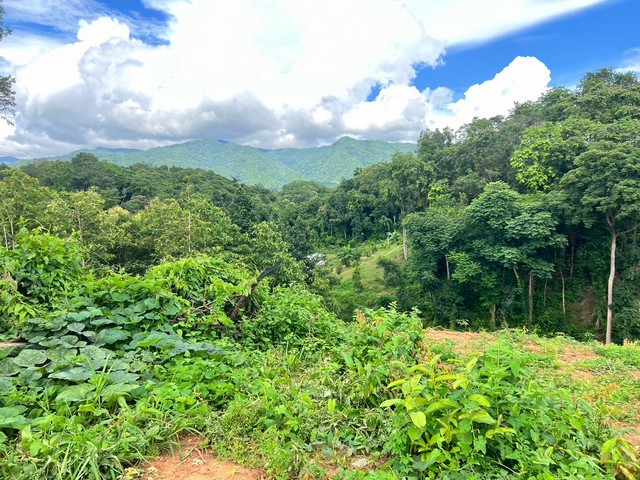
[0,0,15,125]
[0,170,51,248]
[561,138,640,343]
[466,183,565,327]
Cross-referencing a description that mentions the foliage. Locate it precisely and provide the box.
[381,340,610,478]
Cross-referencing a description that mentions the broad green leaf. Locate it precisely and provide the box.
[100,383,138,401]
[485,427,516,438]
[404,395,417,411]
[66,323,86,333]
[410,411,427,429]
[97,329,130,345]
[342,352,354,369]
[110,292,131,302]
[67,311,91,322]
[425,399,460,415]
[467,394,491,407]
[470,410,496,425]
[380,399,403,408]
[107,371,139,383]
[408,426,423,442]
[56,384,96,402]
[13,349,48,368]
[50,367,93,382]
[162,301,181,316]
[0,358,21,376]
[422,448,442,468]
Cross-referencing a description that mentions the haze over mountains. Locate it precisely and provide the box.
[17,137,416,189]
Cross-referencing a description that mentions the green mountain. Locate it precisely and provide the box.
[264,137,417,186]
[34,137,416,188]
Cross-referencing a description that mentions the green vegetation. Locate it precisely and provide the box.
[22,137,417,189]
[2,66,640,478]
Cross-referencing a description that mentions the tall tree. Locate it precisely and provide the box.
[561,137,640,343]
[0,1,15,125]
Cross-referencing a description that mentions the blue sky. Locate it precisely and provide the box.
[0,0,638,158]
[415,0,640,97]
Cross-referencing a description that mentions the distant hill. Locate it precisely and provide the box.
[30,138,416,188]
[0,156,19,166]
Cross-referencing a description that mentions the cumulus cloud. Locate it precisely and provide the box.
[433,56,551,130]
[0,0,601,157]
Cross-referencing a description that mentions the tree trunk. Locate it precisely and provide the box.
[559,266,566,316]
[445,254,450,280]
[402,226,408,260]
[606,229,617,345]
[528,272,534,329]
[569,232,575,280]
[187,210,192,254]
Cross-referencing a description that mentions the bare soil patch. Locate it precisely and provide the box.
[140,436,266,480]
[423,329,495,355]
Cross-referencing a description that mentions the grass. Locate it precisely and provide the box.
[328,241,405,319]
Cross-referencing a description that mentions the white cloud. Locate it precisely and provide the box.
[405,0,608,46]
[4,0,104,33]
[618,47,640,74]
[434,56,551,130]
[0,0,605,157]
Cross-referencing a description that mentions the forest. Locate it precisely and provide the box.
[1,68,640,478]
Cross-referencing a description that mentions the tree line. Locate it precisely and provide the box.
[2,67,640,343]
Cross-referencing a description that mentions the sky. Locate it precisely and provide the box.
[0,0,639,158]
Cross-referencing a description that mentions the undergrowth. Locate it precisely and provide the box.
[1,231,639,479]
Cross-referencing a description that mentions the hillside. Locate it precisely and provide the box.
[31,137,416,188]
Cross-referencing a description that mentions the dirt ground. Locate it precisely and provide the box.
[139,436,266,480]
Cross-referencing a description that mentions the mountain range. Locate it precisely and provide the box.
[18,137,417,188]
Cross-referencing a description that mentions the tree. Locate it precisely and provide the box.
[0,1,15,124]
[561,138,640,343]
[466,183,565,327]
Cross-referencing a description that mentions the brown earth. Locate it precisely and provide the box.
[139,436,266,480]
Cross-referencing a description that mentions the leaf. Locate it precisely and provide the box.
[107,371,139,383]
[470,410,496,425]
[136,332,171,348]
[485,427,516,439]
[421,448,442,468]
[110,292,131,302]
[67,311,91,322]
[467,394,491,407]
[97,329,130,345]
[408,426,423,442]
[410,411,427,429]
[56,383,96,402]
[473,435,487,454]
[66,323,86,333]
[0,406,30,429]
[404,396,417,411]
[0,358,21,376]
[162,301,181,316]
[425,399,460,415]
[50,367,93,382]
[342,352,355,369]
[100,383,138,401]
[380,399,403,408]
[13,349,48,368]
